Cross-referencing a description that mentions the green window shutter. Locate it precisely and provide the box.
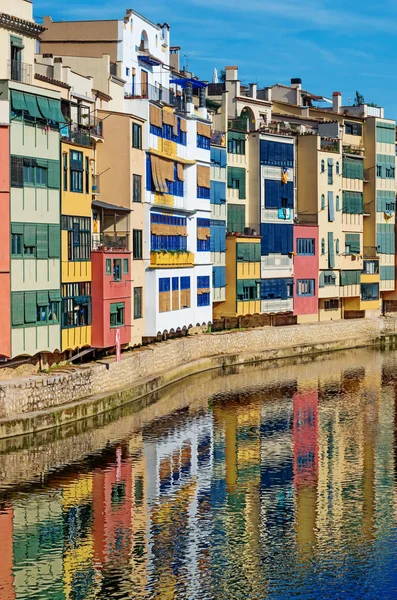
[227,167,246,199]
[48,224,60,258]
[47,160,60,189]
[49,289,61,301]
[36,224,49,259]
[254,244,261,261]
[236,280,244,295]
[48,99,66,124]
[376,190,395,212]
[24,291,36,323]
[228,204,245,234]
[380,265,395,280]
[342,157,364,180]
[328,232,335,268]
[376,123,395,144]
[228,131,246,142]
[340,270,361,286]
[37,290,49,305]
[24,224,36,247]
[117,302,125,310]
[319,272,325,288]
[36,158,48,168]
[11,35,24,48]
[110,303,118,314]
[11,292,24,326]
[11,223,24,234]
[342,192,364,214]
[346,233,361,254]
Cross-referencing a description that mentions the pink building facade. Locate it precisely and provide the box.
[91,250,132,349]
[293,224,319,323]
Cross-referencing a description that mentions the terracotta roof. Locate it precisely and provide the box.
[34,73,70,89]
[0,12,45,37]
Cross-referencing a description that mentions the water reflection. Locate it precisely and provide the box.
[1,349,397,598]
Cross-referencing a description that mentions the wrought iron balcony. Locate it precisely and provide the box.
[8,59,32,84]
[92,234,129,251]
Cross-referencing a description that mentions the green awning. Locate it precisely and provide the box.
[36,158,48,168]
[24,93,43,119]
[110,304,118,314]
[49,289,61,302]
[37,291,49,306]
[117,302,125,309]
[48,99,66,123]
[10,35,24,49]
[11,90,27,112]
[37,96,52,120]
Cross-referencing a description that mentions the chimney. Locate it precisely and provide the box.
[53,57,63,82]
[333,91,342,114]
[249,83,257,99]
[291,77,302,90]
[225,66,238,81]
[169,46,180,73]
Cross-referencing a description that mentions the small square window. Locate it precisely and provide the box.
[113,259,122,281]
[106,258,111,275]
[123,258,129,274]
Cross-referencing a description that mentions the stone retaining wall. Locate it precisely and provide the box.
[0,316,397,437]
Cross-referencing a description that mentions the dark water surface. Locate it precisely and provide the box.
[1,347,397,599]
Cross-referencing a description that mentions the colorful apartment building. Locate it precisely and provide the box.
[293,224,319,323]
[214,234,261,318]
[210,139,227,307]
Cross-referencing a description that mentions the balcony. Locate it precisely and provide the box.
[363,246,378,258]
[150,250,194,267]
[211,130,226,146]
[92,234,129,252]
[124,83,181,108]
[320,137,340,153]
[62,118,103,147]
[343,144,364,156]
[8,59,32,84]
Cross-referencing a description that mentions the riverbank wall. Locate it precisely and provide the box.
[1,316,397,439]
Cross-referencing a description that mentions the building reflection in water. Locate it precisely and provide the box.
[1,349,397,599]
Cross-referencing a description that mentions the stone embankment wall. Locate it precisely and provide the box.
[0,317,397,438]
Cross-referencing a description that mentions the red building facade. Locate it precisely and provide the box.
[293,224,319,322]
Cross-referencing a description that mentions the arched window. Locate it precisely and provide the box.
[321,238,325,254]
[321,160,325,173]
[321,194,325,210]
[336,161,340,175]
[336,239,339,254]
[336,195,340,211]
[140,30,149,51]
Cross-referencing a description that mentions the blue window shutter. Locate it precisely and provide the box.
[328,192,335,222]
[328,232,335,268]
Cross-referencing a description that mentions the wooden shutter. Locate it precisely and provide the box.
[11,292,24,326]
[36,224,49,259]
[24,291,36,323]
[47,160,60,189]
[48,224,61,258]
[197,122,211,138]
[150,105,162,128]
[197,166,210,188]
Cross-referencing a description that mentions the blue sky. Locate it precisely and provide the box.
[34,0,397,119]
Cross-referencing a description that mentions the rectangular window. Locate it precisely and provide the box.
[197,134,211,150]
[180,276,191,309]
[113,259,122,281]
[133,174,142,202]
[134,287,142,319]
[296,238,315,255]
[297,279,315,296]
[227,204,246,234]
[228,138,245,154]
[197,292,210,306]
[361,283,379,301]
[123,258,129,274]
[324,299,339,311]
[133,229,143,259]
[85,156,89,194]
[61,215,91,261]
[70,150,83,193]
[106,258,111,275]
[328,162,333,185]
[132,123,142,149]
[345,233,360,255]
[63,153,68,191]
[110,302,125,327]
[35,166,47,186]
[345,121,362,136]
[11,233,22,256]
[23,163,34,185]
[11,290,60,327]
[197,218,211,252]
[362,260,379,275]
[197,186,211,199]
[61,282,92,328]
[159,277,171,313]
[237,279,260,301]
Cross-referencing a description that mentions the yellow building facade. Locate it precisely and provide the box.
[214,235,261,318]
[61,140,92,351]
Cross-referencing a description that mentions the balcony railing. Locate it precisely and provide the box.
[363,246,378,258]
[92,234,129,251]
[150,250,194,267]
[124,83,181,108]
[62,119,103,147]
[320,137,340,153]
[8,59,32,84]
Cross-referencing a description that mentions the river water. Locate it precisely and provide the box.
[1,347,397,599]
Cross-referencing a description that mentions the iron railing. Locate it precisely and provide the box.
[92,234,129,251]
[124,83,181,108]
[61,119,103,146]
[8,59,32,84]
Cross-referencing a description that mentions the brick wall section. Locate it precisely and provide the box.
[0,317,396,419]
